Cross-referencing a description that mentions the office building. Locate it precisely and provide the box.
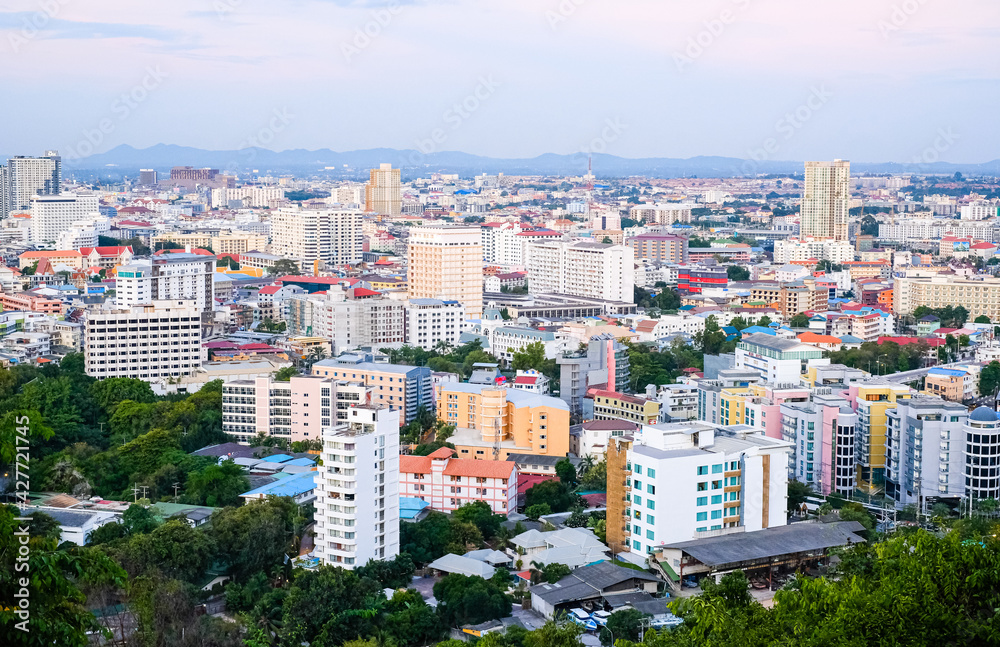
[139,169,158,186]
[801,160,850,241]
[365,163,402,215]
[270,206,363,270]
[407,225,483,319]
[885,396,969,506]
[170,167,219,182]
[314,405,400,568]
[525,240,635,303]
[30,193,100,244]
[84,300,206,380]
[399,447,517,514]
[222,375,371,443]
[606,422,791,556]
[115,253,215,311]
[405,298,465,351]
[435,383,570,459]
[7,151,61,214]
[312,357,433,425]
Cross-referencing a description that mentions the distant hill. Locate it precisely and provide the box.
[60,143,1000,179]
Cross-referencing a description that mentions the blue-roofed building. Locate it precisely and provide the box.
[283,457,318,467]
[239,470,318,505]
[400,496,431,522]
[263,454,294,464]
[741,326,776,336]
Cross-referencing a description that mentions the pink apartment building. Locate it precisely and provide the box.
[399,448,517,514]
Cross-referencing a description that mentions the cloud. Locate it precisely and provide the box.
[0,11,184,41]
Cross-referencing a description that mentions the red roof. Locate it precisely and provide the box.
[276,275,359,286]
[238,343,277,351]
[428,447,456,459]
[518,473,557,495]
[352,288,381,297]
[399,452,515,480]
[514,376,538,385]
[154,248,214,256]
[798,332,842,344]
[972,242,996,249]
[592,389,650,406]
[257,285,281,295]
[117,220,152,226]
[80,246,133,256]
[878,336,945,347]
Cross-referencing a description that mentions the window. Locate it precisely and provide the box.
[633,480,642,490]
[711,495,722,505]
[646,529,654,540]
[647,500,654,510]
[712,480,722,489]
[711,510,723,519]
[646,468,655,478]
[633,540,641,550]
[634,464,642,474]
[697,497,708,506]
[697,482,708,491]
[633,495,642,506]
[647,484,655,494]
[697,466,708,476]
[633,524,640,534]
[729,461,739,471]
[646,514,655,524]
[696,512,708,522]
[712,464,724,474]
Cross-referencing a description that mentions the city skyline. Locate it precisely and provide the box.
[1,0,998,163]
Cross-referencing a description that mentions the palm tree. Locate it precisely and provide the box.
[578,455,596,477]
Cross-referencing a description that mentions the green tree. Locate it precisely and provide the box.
[555,458,579,488]
[280,565,383,645]
[114,519,216,583]
[524,479,579,513]
[600,608,647,646]
[268,258,300,276]
[275,366,299,381]
[975,315,991,324]
[789,313,811,328]
[433,574,512,627]
[355,552,417,589]
[979,361,1000,399]
[726,265,750,281]
[694,315,728,355]
[787,481,814,513]
[511,341,547,372]
[453,501,504,540]
[184,459,250,507]
[525,503,552,521]
[523,621,583,647]
[211,497,298,580]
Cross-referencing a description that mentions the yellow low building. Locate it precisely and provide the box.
[436,383,569,460]
[851,381,912,489]
[591,389,660,425]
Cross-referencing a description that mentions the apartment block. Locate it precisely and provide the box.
[557,333,631,415]
[626,234,687,264]
[736,333,829,384]
[314,406,400,568]
[847,381,913,488]
[773,237,855,264]
[399,447,517,514]
[270,206,363,270]
[115,253,215,312]
[84,300,206,380]
[436,383,570,459]
[885,396,969,505]
[591,389,660,425]
[407,225,483,319]
[222,375,372,443]
[365,163,402,215]
[780,391,858,496]
[607,422,791,557]
[964,407,1000,503]
[628,204,694,225]
[801,160,850,241]
[7,152,61,214]
[30,193,99,244]
[525,241,635,303]
[894,273,1000,320]
[405,298,465,351]
[312,358,433,424]
[287,286,405,354]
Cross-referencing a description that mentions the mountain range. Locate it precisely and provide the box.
[50,144,1000,179]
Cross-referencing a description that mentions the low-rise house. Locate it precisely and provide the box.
[529,561,660,619]
[399,448,517,515]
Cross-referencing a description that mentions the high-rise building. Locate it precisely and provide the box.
[525,241,635,303]
[407,225,483,319]
[0,166,9,218]
[115,253,215,312]
[801,160,850,241]
[606,422,791,556]
[84,300,206,380]
[365,163,402,215]
[848,380,913,488]
[885,396,969,506]
[557,333,630,415]
[895,272,1000,320]
[312,357,434,425]
[405,298,465,351]
[29,193,100,244]
[963,407,1000,504]
[270,206,363,270]
[286,286,406,354]
[222,375,372,444]
[139,169,158,186]
[314,405,400,568]
[7,151,61,214]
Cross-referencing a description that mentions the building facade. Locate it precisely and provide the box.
[801,160,850,241]
[270,207,363,270]
[399,447,517,514]
[365,163,402,215]
[311,358,434,424]
[407,225,483,319]
[525,241,635,303]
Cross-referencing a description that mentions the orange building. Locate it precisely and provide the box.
[0,291,63,315]
[436,383,569,460]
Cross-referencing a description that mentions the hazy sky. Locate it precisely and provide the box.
[2,0,998,162]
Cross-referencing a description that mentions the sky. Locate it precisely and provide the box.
[1,0,998,163]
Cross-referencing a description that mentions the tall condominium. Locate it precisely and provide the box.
[525,241,635,303]
[270,206,363,271]
[407,225,483,319]
[6,151,61,214]
[29,193,100,244]
[314,405,400,568]
[801,160,850,241]
[286,286,406,354]
[606,422,791,556]
[138,169,158,186]
[115,253,215,312]
[0,166,9,218]
[365,163,402,215]
[84,300,206,380]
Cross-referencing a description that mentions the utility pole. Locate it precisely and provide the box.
[172,483,181,502]
[131,483,139,503]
